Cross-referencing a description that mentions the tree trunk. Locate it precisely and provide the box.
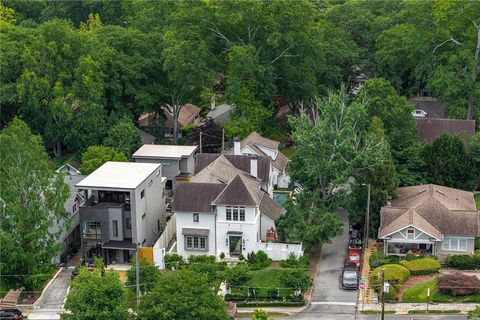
[53,141,62,158]
[468,26,480,120]
[173,102,181,144]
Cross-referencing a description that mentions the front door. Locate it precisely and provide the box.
[229,236,242,256]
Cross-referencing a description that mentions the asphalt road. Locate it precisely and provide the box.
[278,309,467,320]
[311,208,358,304]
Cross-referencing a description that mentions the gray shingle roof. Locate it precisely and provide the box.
[260,195,283,221]
[242,131,280,150]
[212,175,259,206]
[64,175,86,214]
[415,118,476,143]
[379,184,479,238]
[194,153,270,183]
[409,97,447,118]
[173,183,225,213]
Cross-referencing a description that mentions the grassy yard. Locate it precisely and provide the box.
[403,280,480,303]
[475,194,480,210]
[279,147,295,160]
[247,267,284,288]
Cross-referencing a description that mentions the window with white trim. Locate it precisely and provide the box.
[226,206,246,221]
[407,228,415,239]
[442,237,468,252]
[185,236,207,251]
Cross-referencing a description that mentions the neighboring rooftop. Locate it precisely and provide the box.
[242,131,280,150]
[64,174,86,213]
[415,118,476,143]
[165,103,201,128]
[191,154,258,185]
[379,184,479,238]
[139,129,156,145]
[409,96,448,119]
[76,161,161,190]
[195,153,270,183]
[206,103,235,124]
[133,144,198,159]
[173,183,225,213]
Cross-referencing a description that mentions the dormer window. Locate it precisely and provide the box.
[407,228,415,239]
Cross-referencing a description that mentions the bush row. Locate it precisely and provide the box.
[280,253,309,269]
[399,258,441,275]
[236,300,305,308]
[369,250,400,269]
[446,254,480,270]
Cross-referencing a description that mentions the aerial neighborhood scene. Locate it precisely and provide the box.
[1,1,480,320]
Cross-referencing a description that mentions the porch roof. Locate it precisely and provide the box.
[102,240,136,250]
[182,228,209,237]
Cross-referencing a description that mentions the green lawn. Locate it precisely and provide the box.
[403,280,480,303]
[475,194,480,210]
[247,267,284,288]
[279,147,295,160]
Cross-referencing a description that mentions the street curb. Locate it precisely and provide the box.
[33,267,63,308]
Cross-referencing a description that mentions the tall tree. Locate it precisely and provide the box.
[288,89,388,207]
[79,145,127,175]
[348,117,399,237]
[277,191,343,252]
[138,270,229,320]
[103,120,141,158]
[423,133,477,190]
[126,258,160,295]
[0,118,69,290]
[61,265,130,320]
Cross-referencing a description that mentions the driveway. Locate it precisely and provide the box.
[311,208,358,303]
[28,267,72,320]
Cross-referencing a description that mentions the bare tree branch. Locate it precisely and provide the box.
[433,37,463,53]
[271,46,292,63]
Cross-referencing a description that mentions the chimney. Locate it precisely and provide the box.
[387,195,392,207]
[266,227,278,242]
[250,154,258,178]
[210,94,216,110]
[233,137,241,155]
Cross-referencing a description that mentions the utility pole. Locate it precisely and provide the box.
[381,268,385,320]
[363,183,371,249]
[136,243,140,307]
[222,128,225,153]
[199,131,202,153]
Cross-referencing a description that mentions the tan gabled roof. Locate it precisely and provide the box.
[165,103,201,128]
[191,155,258,184]
[379,184,479,238]
[242,131,280,150]
[378,209,442,240]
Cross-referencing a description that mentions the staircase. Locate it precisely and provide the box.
[360,239,378,304]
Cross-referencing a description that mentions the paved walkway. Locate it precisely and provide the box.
[361,302,478,313]
[28,267,72,320]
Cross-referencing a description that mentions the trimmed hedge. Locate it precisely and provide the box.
[399,258,441,275]
[446,254,480,270]
[370,264,410,296]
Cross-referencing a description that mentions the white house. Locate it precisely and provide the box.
[174,155,285,259]
[76,162,166,265]
[229,132,290,189]
[132,144,198,193]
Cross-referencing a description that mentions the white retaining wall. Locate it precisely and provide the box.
[256,242,303,261]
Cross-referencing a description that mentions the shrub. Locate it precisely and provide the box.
[369,250,400,269]
[188,255,216,264]
[189,261,226,284]
[475,237,480,250]
[384,284,399,302]
[446,255,479,270]
[279,269,312,292]
[238,254,245,261]
[281,253,309,269]
[370,264,410,294]
[247,251,271,270]
[400,258,441,275]
[437,272,480,296]
[223,264,252,287]
[219,252,225,259]
[164,253,184,269]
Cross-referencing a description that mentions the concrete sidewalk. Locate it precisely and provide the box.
[360,302,477,313]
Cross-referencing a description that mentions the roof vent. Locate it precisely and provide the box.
[435,189,445,196]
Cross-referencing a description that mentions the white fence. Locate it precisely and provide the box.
[256,242,303,261]
[153,214,176,269]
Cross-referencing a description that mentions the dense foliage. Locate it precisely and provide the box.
[137,270,229,320]
[0,118,69,291]
[446,254,480,270]
[126,258,161,294]
[79,145,127,175]
[62,266,130,320]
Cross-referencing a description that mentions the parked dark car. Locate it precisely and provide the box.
[0,308,23,320]
[349,238,362,250]
[341,266,359,290]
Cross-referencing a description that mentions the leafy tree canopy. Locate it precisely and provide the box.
[0,118,69,290]
[79,145,127,175]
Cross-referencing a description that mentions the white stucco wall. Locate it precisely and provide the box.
[175,211,216,257]
[260,214,275,241]
[215,205,259,258]
[134,167,165,246]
